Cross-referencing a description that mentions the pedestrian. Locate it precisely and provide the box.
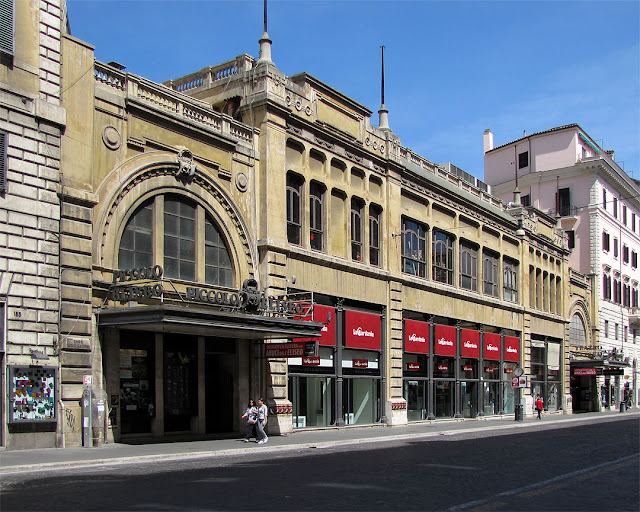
[241,399,258,442]
[256,397,268,444]
[535,394,544,420]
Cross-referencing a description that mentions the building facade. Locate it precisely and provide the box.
[484,124,638,412]
[1,3,591,449]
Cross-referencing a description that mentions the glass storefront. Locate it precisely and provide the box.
[289,376,334,428]
[483,381,499,415]
[119,331,155,435]
[531,339,562,412]
[435,381,454,418]
[343,378,380,425]
[502,362,517,414]
[461,381,478,418]
[405,380,427,420]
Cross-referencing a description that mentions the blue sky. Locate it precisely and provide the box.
[67,0,639,181]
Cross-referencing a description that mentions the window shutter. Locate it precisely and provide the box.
[0,131,7,192]
[0,0,14,56]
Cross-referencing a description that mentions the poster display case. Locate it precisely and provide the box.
[9,366,57,423]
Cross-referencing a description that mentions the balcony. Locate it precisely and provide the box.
[629,308,640,328]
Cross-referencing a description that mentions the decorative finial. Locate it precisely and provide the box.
[379,45,389,130]
[258,0,273,64]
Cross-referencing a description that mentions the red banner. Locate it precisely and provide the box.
[345,310,381,350]
[352,359,369,368]
[295,304,336,347]
[302,356,320,366]
[461,329,480,358]
[504,336,520,362]
[435,324,456,356]
[574,368,597,376]
[405,319,430,354]
[484,333,501,360]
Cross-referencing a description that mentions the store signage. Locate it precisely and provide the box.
[437,363,449,372]
[435,324,456,357]
[406,362,421,371]
[504,336,520,362]
[462,365,474,372]
[484,367,496,373]
[511,376,527,388]
[573,368,597,376]
[265,342,305,358]
[405,319,430,354]
[484,333,501,361]
[461,329,480,358]
[302,356,321,366]
[111,271,305,317]
[345,310,381,350]
[504,367,514,374]
[353,359,369,368]
[295,304,336,346]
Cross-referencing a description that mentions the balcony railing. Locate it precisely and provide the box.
[163,55,255,93]
[94,61,256,146]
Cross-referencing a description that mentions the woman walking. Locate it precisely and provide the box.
[241,399,258,442]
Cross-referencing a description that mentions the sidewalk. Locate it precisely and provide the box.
[1,410,638,474]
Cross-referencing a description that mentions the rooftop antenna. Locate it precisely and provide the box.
[258,0,273,64]
[378,45,389,130]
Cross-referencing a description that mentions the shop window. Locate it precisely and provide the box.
[0,0,13,56]
[369,204,381,266]
[569,314,587,347]
[518,151,528,169]
[9,366,57,423]
[503,257,518,303]
[351,197,364,261]
[0,130,6,192]
[483,249,499,297]
[286,172,304,245]
[432,229,454,284]
[118,195,233,287]
[309,181,325,252]
[460,241,478,292]
[402,217,427,278]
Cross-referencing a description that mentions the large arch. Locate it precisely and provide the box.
[93,150,257,286]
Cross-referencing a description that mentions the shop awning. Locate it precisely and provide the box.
[96,304,324,339]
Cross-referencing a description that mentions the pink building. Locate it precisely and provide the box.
[484,124,639,412]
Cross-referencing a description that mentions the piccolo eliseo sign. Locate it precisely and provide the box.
[111,266,304,316]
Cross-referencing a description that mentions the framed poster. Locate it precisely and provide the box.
[9,366,57,423]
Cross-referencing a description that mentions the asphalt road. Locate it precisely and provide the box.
[1,418,638,511]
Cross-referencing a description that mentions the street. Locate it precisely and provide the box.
[1,418,638,511]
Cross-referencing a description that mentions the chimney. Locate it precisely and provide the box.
[605,149,615,160]
[483,129,494,153]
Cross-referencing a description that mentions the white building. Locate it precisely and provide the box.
[483,124,639,412]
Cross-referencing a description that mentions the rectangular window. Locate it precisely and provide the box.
[633,251,638,269]
[615,323,619,340]
[614,238,619,258]
[432,230,454,284]
[460,241,478,292]
[402,217,427,278]
[164,196,196,282]
[503,258,518,303]
[623,205,628,225]
[603,189,607,211]
[350,197,364,261]
[521,194,531,207]
[567,230,575,250]
[603,274,612,300]
[613,197,618,218]
[604,320,609,338]
[633,288,638,308]
[623,245,629,264]
[633,213,636,233]
[557,187,571,216]
[309,182,324,252]
[286,173,303,245]
[483,249,499,297]
[0,0,14,56]
[369,205,381,266]
[518,151,529,169]
[602,231,610,252]
[624,284,631,307]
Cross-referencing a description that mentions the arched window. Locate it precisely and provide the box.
[118,194,233,287]
[569,313,587,347]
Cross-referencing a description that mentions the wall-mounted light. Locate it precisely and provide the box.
[31,349,49,360]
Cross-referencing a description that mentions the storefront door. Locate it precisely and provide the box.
[342,378,379,425]
[405,380,427,420]
[461,381,478,418]
[290,376,334,428]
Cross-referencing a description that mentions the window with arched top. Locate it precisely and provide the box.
[118,194,234,287]
[569,313,587,347]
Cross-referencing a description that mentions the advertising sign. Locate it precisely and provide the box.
[461,329,480,358]
[504,336,520,362]
[484,332,501,361]
[405,319,430,354]
[435,324,456,357]
[265,342,305,358]
[574,368,597,376]
[345,310,381,350]
[295,304,336,347]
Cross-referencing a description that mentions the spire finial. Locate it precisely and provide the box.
[258,0,273,64]
[378,45,389,130]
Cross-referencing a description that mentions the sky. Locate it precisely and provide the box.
[67,0,640,181]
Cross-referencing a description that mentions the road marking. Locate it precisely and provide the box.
[448,453,640,511]
[309,482,384,490]
[419,464,478,470]
[192,477,239,483]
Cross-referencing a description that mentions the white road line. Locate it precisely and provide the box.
[419,464,478,470]
[448,452,640,511]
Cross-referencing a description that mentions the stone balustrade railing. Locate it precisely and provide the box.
[163,54,255,93]
[94,61,256,147]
